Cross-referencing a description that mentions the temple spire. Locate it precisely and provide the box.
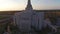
[28,0,31,5]
[25,0,33,10]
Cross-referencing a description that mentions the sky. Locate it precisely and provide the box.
[0,0,60,11]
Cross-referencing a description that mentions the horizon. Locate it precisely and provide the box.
[0,0,60,11]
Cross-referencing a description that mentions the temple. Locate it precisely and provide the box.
[14,0,45,32]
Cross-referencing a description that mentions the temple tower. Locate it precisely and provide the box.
[25,0,33,10]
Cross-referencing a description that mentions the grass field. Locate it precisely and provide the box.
[0,16,10,20]
[0,16,11,34]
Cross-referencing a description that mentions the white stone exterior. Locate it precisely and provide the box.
[14,11,45,32]
[14,10,33,32]
[36,12,44,30]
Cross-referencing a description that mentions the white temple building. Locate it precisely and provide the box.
[14,0,45,32]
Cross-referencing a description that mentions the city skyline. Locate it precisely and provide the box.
[0,0,60,11]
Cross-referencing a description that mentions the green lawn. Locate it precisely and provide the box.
[0,16,10,20]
